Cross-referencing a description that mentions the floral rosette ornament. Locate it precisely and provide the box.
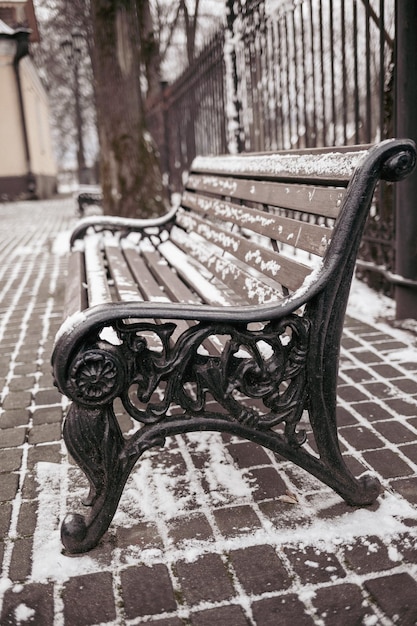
[67,349,124,406]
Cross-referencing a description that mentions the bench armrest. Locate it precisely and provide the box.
[70,204,179,247]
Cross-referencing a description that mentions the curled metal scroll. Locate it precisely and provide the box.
[107,315,311,445]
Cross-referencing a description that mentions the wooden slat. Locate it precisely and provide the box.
[140,246,223,348]
[124,244,191,339]
[84,235,112,306]
[64,250,87,316]
[190,148,367,185]
[105,244,143,301]
[181,192,332,256]
[170,227,284,305]
[158,240,238,307]
[176,210,312,292]
[143,244,239,307]
[105,243,170,349]
[108,242,190,343]
[123,246,168,303]
[142,245,239,356]
[141,247,203,305]
[185,176,344,219]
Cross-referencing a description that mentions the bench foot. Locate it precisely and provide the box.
[344,473,381,506]
[61,401,164,554]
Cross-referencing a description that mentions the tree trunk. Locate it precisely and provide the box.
[90,0,166,217]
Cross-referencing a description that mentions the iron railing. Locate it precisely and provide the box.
[146,0,396,291]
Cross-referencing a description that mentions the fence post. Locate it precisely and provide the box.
[225,0,244,153]
[395,0,417,319]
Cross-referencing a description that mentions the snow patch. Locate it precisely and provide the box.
[347,276,395,322]
[14,604,36,624]
[51,230,71,256]
[32,463,100,583]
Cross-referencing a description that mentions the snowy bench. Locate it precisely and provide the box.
[52,139,416,553]
[76,185,103,217]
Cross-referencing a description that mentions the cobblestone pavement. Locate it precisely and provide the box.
[0,198,417,625]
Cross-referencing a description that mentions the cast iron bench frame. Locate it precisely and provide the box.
[52,139,416,554]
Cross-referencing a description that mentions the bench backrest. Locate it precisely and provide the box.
[66,140,416,317]
[170,146,367,306]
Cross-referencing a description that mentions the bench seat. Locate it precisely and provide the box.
[52,139,416,553]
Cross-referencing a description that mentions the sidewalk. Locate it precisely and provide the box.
[0,197,417,626]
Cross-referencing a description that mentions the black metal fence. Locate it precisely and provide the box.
[146,0,396,290]
[147,30,226,193]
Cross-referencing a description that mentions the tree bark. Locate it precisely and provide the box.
[90,0,166,217]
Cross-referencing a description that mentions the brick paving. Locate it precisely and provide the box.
[0,198,417,625]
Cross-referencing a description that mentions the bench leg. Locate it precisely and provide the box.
[61,401,164,554]
[60,399,381,554]
[306,401,382,507]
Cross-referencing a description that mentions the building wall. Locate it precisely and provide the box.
[21,55,57,196]
[0,38,26,178]
[0,36,57,199]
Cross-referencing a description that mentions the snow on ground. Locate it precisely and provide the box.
[348,275,396,323]
[32,460,417,584]
[348,275,417,357]
[51,230,71,256]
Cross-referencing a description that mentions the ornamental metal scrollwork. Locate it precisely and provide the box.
[67,346,126,406]
[115,314,310,446]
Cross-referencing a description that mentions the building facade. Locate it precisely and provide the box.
[0,1,57,200]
